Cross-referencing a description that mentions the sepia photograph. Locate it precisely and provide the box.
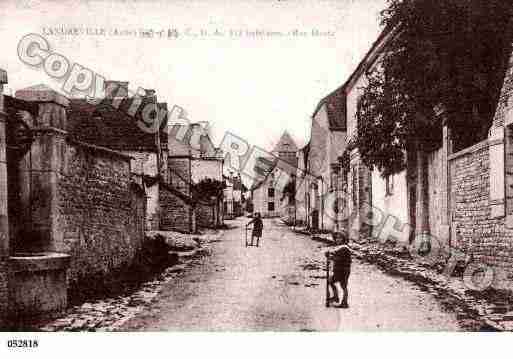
[0,0,512,356]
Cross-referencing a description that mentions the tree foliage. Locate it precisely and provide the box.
[356,0,513,176]
[192,178,225,203]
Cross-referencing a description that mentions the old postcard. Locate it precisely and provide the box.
[0,1,512,353]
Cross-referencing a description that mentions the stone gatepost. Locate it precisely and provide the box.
[15,85,69,252]
[0,69,9,325]
[0,71,8,257]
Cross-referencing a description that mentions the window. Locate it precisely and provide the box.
[268,188,275,198]
[268,202,275,211]
[385,175,394,196]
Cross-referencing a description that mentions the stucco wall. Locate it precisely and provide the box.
[125,151,159,230]
[346,75,367,141]
[252,176,282,218]
[309,104,329,178]
[371,169,408,227]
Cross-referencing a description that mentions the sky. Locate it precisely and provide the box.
[0,0,386,151]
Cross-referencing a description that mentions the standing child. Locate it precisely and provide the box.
[325,233,351,308]
[247,212,263,247]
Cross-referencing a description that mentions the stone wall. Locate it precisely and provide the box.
[449,139,513,273]
[159,184,194,233]
[55,140,146,286]
[168,156,191,195]
[196,203,216,228]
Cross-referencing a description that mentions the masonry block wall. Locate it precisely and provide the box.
[444,42,513,279]
[196,203,215,228]
[55,141,146,287]
[169,157,191,195]
[159,185,193,233]
[449,140,513,274]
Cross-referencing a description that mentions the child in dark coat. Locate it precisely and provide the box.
[325,233,351,308]
[247,212,263,247]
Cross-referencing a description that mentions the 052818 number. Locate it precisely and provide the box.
[7,339,38,348]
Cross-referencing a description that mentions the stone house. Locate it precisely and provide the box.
[305,88,347,233]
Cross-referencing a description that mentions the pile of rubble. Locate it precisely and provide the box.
[145,231,210,259]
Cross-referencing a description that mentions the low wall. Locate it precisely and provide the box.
[55,141,146,287]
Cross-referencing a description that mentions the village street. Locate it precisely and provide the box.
[119,218,461,331]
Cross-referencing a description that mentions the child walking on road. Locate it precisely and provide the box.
[247,213,263,247]
[325,233,352,308]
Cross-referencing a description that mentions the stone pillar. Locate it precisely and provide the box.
[0,69,9,325]
[0,70,8,258]
[15,86,69,252]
